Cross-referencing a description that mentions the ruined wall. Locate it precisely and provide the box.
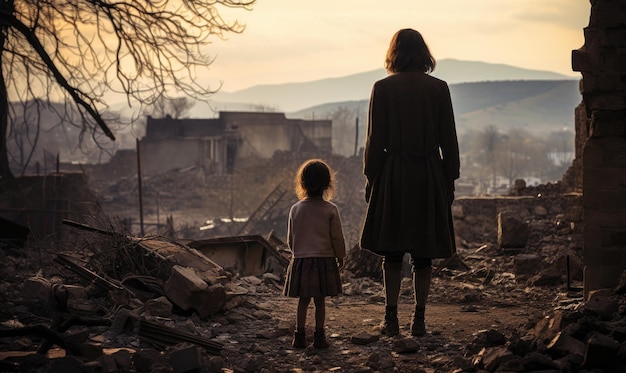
[453,193,583,251]
[561,85,587,192]
[571,0,626,295]
[293,119,333,152]
[0,173,101,244]
[140,138,204,175]
[236,120,294,158]
[233,116,332,158]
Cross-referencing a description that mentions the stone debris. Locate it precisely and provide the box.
[1,158,625,372]
[2,220,624,373]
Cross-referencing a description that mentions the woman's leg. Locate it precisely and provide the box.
[381,252,404,336]
[410,257,432,337]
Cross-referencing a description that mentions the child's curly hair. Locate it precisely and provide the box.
[294,159,336,201]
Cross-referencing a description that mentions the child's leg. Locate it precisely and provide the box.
[292,297,310,348]
[313,296,326,329]
[297,297,311,329]
[313,296,329,348]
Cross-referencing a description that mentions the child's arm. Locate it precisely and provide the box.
[329,204,347,259]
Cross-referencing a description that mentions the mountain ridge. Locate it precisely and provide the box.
[203,59,577,114]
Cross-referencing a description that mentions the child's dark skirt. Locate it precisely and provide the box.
[283,257,342,298]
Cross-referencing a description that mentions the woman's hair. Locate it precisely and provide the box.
[294,159,335,200]
[385,28,436,74]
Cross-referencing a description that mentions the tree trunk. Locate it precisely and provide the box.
[0,28,15,181]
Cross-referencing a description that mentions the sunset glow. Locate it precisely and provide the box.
[206,0,589,91]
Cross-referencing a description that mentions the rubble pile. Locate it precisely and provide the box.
[88,152,366,241]
[1,215,625,372]
[1,153,623,372]
[470,284,626,372]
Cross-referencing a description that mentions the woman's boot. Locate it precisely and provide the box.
[292,327,306,348]
[381,305,399,336]
[411,266,431,337]
[313,328,329,349]
[411,306,426,336]
[380,261,402,336]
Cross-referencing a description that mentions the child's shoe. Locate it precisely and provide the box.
[292,328,306,348]
[313,328,329,349]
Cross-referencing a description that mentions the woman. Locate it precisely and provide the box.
[360,28,460,337]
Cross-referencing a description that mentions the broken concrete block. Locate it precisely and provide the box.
[482,329,507,346]
[80,341,104,360]
[48,356,82,373]
[134,348,162,372]
[164,265,226,318]
[95,354,118,373]
[366,351,395,371]
[393,338,419,353]
[350,332,380,345]
[205,356,227,372]
[583,332,620,369]
[584,289,619,320]
[480,345,516,371]
[531,311,567,343]
[65,327,89,347]
[144,296,173,318]
[168,343,201,373]
[547,331,585,358]
[528,267,563,287]
[497,211,529,249]
[22,277,51,301]
[521,351,559,371]
[513,254,542,280]
[497,356,524,372]
[111,349,133,372]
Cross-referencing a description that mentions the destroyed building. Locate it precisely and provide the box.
[139,112,332,175]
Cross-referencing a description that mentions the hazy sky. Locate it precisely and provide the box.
[205,0,590,92]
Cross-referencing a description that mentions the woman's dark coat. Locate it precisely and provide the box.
[359,71,460,258]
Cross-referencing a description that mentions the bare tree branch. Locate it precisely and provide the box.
[0,0,255,179]
[7,15,115,140]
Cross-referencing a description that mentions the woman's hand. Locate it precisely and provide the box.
[337,258,345,270]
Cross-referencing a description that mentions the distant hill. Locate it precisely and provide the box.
[201,59,576,114]
[289,80,581,156]
[453,80,580,133]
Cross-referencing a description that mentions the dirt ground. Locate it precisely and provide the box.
[209,277,557,373]
[200,268,567,372]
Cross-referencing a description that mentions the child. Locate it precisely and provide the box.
[283,159,347,349]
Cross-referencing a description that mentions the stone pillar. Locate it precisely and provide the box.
[571,0,626,296]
